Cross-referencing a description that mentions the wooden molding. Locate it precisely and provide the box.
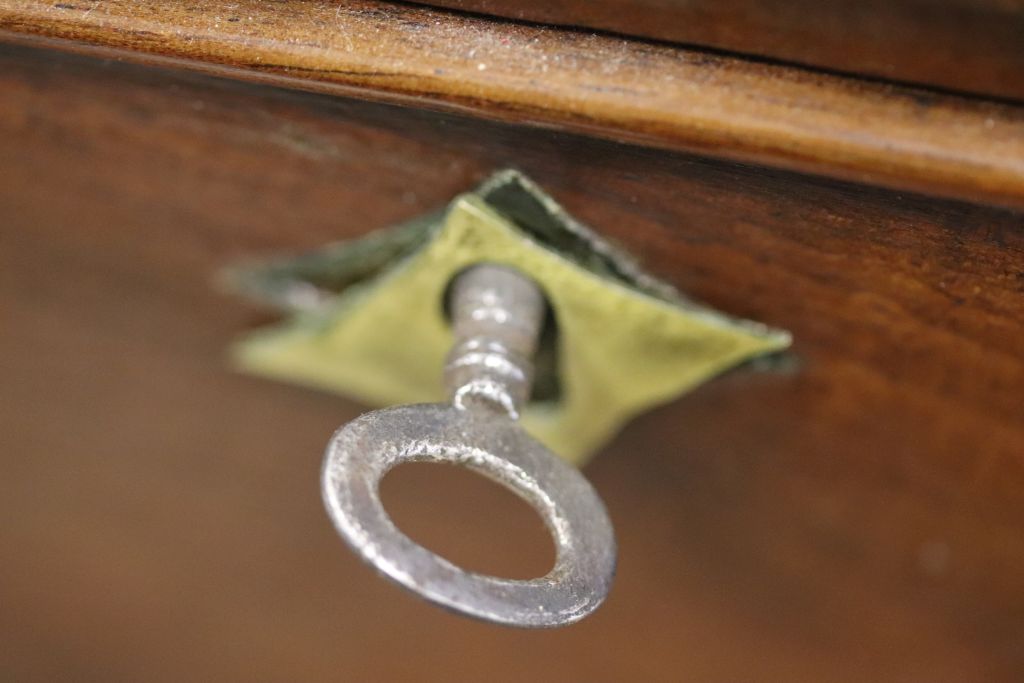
[2,0,1023,209]
[411,0,1024,103]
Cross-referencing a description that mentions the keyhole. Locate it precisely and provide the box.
[380,461,556,580]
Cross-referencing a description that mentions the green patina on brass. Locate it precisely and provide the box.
[223,170,791,464]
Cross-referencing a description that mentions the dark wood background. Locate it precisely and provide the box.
[2,44,1023,682]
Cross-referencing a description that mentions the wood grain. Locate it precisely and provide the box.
[415,0,1024,103]
[2,44,1024,682]
[1,0,1024,210]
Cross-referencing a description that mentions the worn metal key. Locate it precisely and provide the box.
[321,263,616,627]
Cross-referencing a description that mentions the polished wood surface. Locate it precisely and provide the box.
[3,0,1024,210]
[415,0,1024,102]
[2,45,1024,682]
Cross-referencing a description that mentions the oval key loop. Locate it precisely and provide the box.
[321,264,616,627]
[322,404,616,627]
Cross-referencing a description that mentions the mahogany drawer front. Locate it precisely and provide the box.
[2,43,1023,682]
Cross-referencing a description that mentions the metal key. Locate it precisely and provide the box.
[321,263,616,627]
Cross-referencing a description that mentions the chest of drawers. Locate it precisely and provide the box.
[2,2,1022,680]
